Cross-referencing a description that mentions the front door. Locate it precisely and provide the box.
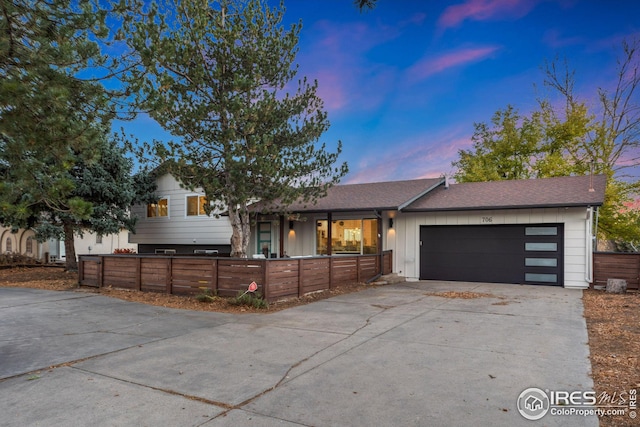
[257,222,272,258]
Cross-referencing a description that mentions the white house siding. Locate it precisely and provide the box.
[129,173,233,247]
[390,207,592,289]
[75,230,137,256]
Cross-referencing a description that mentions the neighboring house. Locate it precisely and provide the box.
[0,226,133,261]
[75,229,137,255]
[252,175,606,289]
[129,172,234,254]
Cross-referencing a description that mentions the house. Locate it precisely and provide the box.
[128,172,234,254]
[0,226,134,262]
[251,174,607,289]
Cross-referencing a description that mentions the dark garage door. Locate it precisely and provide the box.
[419,224,563,285]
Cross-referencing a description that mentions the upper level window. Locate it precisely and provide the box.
[186,195,208,216]
[147,198,169,218]
[5,237,12,253]
[26,237,33,253]
[96,234,103,244]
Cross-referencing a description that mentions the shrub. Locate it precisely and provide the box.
[113,248,136,254]
[195,287,218,303]
[228,291,268,309]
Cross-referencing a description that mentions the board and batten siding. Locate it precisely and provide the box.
[129,173,233,245]
[391,207,592,288]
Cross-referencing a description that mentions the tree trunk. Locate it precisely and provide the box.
[63,222,78,271]
[229,204,251,258]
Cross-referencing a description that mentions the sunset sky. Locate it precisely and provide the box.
[117,0,640,184]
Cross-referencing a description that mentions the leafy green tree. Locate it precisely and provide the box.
[31,133,156,270]
[453,106,544,182]
[119,0,348,257]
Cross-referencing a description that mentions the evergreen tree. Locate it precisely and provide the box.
[119,0,348,257]
[0,0,154,269]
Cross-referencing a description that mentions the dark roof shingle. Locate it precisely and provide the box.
[403,175,607,212]
[265,178,444,213]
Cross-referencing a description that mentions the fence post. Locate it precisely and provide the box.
[135,257,142,291]
[212,258,218,295]
[329,256,334,289]
[98,256,104,288]
[78,256,84,286]
[165,257,173,294]
[263,259,270,301]
[298,258,303,297]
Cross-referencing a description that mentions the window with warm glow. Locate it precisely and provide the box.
[147,198,169,217]
[186,195,208,216]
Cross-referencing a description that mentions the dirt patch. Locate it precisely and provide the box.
[2,267,638,425]
[424,291,504,299]
[583,289,640,427]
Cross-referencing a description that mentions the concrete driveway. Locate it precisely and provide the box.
[0,282,596,426]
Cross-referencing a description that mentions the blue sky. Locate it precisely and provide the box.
[116,0,640,184]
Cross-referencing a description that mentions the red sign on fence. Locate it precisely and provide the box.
[248,281,258,292]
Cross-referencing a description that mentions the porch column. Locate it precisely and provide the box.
[327,212,332,256]
[279,215,285,257]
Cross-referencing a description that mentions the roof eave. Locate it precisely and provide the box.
[398,177,446,211]
[402,202,604,212]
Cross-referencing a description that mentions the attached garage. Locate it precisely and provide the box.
[419,224,564,285]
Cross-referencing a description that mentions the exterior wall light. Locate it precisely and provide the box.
[388,218,394,229]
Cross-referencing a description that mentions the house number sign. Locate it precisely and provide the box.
[482,216,493,223]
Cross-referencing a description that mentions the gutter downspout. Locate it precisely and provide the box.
[585,207,594,284]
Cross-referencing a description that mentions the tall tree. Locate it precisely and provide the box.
[30,133,156,270]
[453,106,543,182]
[452,39,640,248]
[119,0,348,257]
[541,39,640,248]
[0,0,153,269]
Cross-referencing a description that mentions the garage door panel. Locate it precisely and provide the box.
[420,224,563,285]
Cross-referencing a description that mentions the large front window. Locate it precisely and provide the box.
[316,218,378,255]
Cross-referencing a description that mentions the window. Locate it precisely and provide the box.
[96,234,103,244]
[26,237,33,254]
[186,195,208,216]
[525,242,557,251]
[5,237,12,253]
[316,218,379,255]
[147,198,169,218]
[525,227,558,236]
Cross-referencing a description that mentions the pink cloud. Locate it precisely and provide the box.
[344,130,473,184]
[406,46,500,82]
[438,0,540,30]
[297,20,402,115]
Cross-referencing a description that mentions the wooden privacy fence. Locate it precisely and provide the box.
[78,251,393,302]
[593,252,640,290]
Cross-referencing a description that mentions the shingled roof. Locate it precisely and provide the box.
[265,177,444,213]
[403,175,607,212]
